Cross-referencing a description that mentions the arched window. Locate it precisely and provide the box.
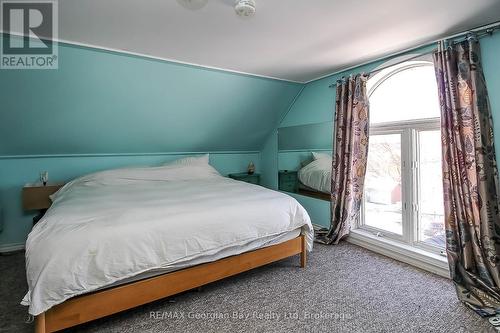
[367,60,440,124]
[360,57,445,252]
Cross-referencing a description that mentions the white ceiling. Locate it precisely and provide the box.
[52,0,500,82]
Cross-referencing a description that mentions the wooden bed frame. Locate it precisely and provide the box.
[23,184,307,333]
[35,236,306,332]
[298,188,331,201]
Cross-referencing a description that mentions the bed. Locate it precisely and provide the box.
[297,152,332,198]
[22,155,313,332]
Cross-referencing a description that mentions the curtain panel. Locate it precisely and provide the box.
[433,38,500,316]
[317,74,370,245]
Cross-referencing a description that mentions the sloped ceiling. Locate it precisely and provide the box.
[23,0,500,82]
[0,38,302,156]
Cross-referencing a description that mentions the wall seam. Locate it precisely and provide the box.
[277,85,306,127]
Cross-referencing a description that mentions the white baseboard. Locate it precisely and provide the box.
[313,224,450,278]
[346,229,450,278]
[0,242,25,253]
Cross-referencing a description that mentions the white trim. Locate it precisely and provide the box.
[0,151,260,160]
[0,242,25,253]
[370,54,433,73]
[347,229,450,278]
[369,118,440,131]
[0,31,303,84]
[311,223,449,277]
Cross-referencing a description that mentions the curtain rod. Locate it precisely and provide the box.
[328,20,500,88]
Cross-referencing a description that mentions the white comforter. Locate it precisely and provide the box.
[298,158,331,193]
[22,168,313,315]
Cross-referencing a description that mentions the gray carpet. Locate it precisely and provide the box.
[0,242,494,333]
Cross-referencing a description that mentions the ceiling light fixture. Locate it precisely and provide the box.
[234,0,256,17]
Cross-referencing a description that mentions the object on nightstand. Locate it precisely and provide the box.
[247,161,255,175]
[40,171,49,186]
[228,172,260,185]
[279,170,298,193]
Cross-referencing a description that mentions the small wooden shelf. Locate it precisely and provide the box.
[23,183,64,211]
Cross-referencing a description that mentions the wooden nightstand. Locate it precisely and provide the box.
[279,170,298,193]
[23,183,64,210]
[228,173,261,185]
[23,183,64,224]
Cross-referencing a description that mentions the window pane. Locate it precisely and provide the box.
[364,134,402,235]
[368,63,440,124]
[418,130,445,247]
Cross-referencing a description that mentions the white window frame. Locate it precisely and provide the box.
[359,118,443,254]
[413,123,445,255]
[359,126,406,243]
[357,60,445,256]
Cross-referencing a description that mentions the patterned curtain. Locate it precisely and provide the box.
[316,74,370,245]
[433,38,500,317]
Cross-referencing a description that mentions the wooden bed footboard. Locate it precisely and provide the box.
[34,235,307,333]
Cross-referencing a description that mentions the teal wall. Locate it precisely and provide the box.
[287,193,330,228]
[275,33,500,227]
[0,34,304,247]
[482,34,500,144]
[260,131,278,190]
[0,35,302,156]
[278,121,333,151]
[0,152,259,246]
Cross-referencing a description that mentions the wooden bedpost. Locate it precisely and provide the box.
[300,235,307,268]
[35,312,46,333]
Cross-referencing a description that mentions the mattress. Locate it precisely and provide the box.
[105,228,301,289]
[298,158,331,193]
[22,165,313,315]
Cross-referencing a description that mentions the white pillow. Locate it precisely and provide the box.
[312,152,331,161]
[52,163,222,198]
[163,154,209,166]
[53,154,221,199]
